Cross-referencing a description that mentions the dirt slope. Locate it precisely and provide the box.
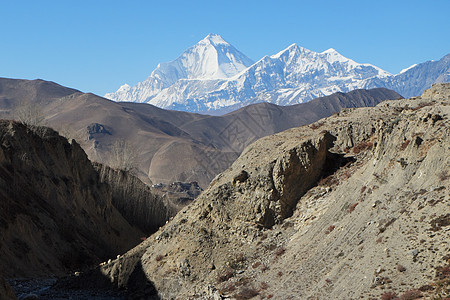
[95,84,449,299]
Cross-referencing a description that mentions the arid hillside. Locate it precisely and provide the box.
[0,77,400,187]
[92,84,449,299]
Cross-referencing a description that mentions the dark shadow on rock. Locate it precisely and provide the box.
[126,261,160,300]
[322,151,356,179]
[50,260,160,300]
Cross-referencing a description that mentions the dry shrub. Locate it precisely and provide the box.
[325,225,335,234]
[274,247,286,257]
[234,287,259,300]
[260,281,269,290]
[412,102,432,111]
[252,262,261,269]
[400,140,410,151]
[220,282,236,294]
[438,170,449,181]
[318,175,339,187]
[430,214,450,231]
[217,268,234,283]
[309,122,324,130]
[436,265,450,281]
[155,254,164,262]
[399,289,422,300]
[347,202,359,213]
[381,291,398,300]
[397,264,406,272]
[353,141,373,154]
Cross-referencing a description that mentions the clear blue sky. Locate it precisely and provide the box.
[1,0,449,96]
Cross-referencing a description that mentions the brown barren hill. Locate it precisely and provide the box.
[0,77,400,188]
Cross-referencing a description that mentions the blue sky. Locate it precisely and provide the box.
[1,0,449,96]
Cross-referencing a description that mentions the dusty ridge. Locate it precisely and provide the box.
[97,84,449,299]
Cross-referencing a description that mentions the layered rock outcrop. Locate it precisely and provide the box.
[93,163,177,234]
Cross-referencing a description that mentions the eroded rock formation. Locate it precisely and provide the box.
[95,84,449,299]
[0,121,143,277]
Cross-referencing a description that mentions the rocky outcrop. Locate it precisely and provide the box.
[93,163,177,234]
[91,84,449,299]
[0,121,143,277]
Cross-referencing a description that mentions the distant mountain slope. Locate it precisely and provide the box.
[363,53,450,98]
[0,77,400,187]
[105,34,449,113]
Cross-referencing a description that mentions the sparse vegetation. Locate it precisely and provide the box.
[381,291,397,300]
[274,247,286,257]
[325,225,335,234]
[347,202,359,213]
[352,141,373,154]
[438,170,449,181]
[14,100,45,126]
[396,264,406,272]
[110,139,138,172]
[430,214,450,231]
[398,289,422,300]
[260,281,269,290]
[234,286,259,300]
[318,175,339,187]
[400,140,410,151]
[217,268,234,283]
[411,102,433,111]
[309,121,324,130]
[219,282,236,294]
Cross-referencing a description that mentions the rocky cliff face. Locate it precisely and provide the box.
[93,163,177,235]
[94,84,449,299]
[0,121,143,277]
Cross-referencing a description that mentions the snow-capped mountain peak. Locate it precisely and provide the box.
[105,36,449,113]
[200,33,229,46]
[321,48,352,63]
[400,64,418,74]
[156,33,253,81]
[271,43,311,59]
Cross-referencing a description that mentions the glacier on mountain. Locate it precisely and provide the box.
[105,34,450,113]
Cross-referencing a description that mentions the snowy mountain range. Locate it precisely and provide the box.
[105,34,449,113]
